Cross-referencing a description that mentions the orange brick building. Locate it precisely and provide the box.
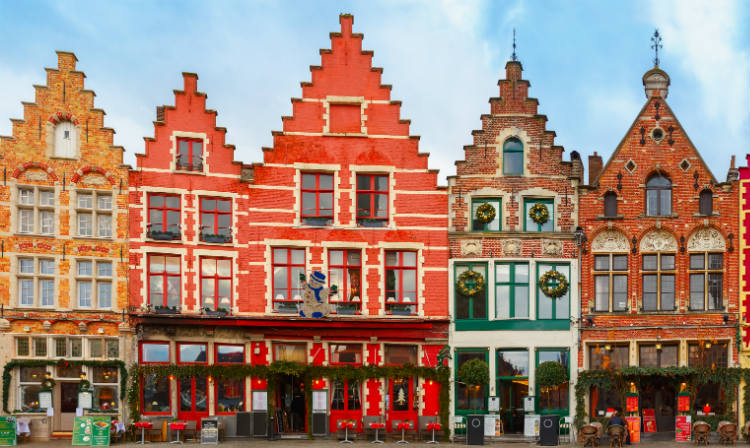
[578,64,739,430]
[0,52,131,439]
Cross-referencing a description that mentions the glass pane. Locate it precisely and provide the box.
[661,345,678,367]
[613,255,628,271]
[329,250,343,266]
[179,344,207,363]
[20,366,46,382]
[201,261,216,278]
[195,377,208,411]
[384,345,417,365]
[106,339,119,358]
[291,249,305,265]
[19,258,34,274]
[514,286,529,318]
[89,339,103,358]
[201,199,215,211]
[98,214,112,237]
[374,176,388,191]
[495,285,509,319]
[71,339,82,357]
[504,151,523,175]
[217,345,244,363]
[149,210,163,227]
[78,193,93,208]
[274,344,307,362]
[613,275,628,311]
[374,194,387,217]
[708,254,723,270]
[495,264,510,283]
[302,192,316,215]
[40,280,54,306]
[302,174,316,189]
[17,337,29,356]
[150,195,164,208]
[97,262,112,277]
[319,174,333,190]
[94,386,118,411]
[163,196,179,210]
[356,175,370,191]
[646,190,658,216]
[319,193,333,215]
[661,254,675,270]
[217,379,243,413]
[594,256,609,271]
[690,274,705,310]
[93,367,118,383]
[180,379,192,412]
[642,255,657,270]
[391,378,409,411]
[149,256,165,273]
[78,281,92,307]
[356,193,371,216]
[643,275,657,311]
[690,254,705,269]
[167,277,180,307]
[402,252,417,267]
[165,256,180,274]
[330,344,362,364]
[217,200,231,212]
[708,273,723,310]
[142,343,170,363]
[273,248,287,264]
[19,189,34,205]
[40,260,55,275]
[143,375,170,413]
[97,195,112,210]
[97,282,111,308]
[594,276,609,311]
[659,189,672,215]
[178,140,190,158]
[497,351,528,377]
[55,338,67,357]
[515,264,529,282]
[661,275,675,310]
[217,259,231,277]
[78,261,93,276]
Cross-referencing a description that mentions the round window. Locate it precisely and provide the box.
[651,127,664,142]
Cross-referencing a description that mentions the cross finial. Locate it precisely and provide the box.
[511,28,517,61]
[651,29,662,67]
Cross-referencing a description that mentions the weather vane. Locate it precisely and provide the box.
[511,28,517,61]
[651,29,662,67]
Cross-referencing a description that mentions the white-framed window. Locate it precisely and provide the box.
[17,257,55,307]
[53,337,83,358]
[77,191,113,238]
[54,121,77,158]
[92,366,119,411]
[17,186,55,235]
[18,366,47,411]
[89,338,119,359]
[76,260,113,309]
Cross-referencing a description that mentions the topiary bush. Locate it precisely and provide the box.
[536,361,568,388]
[459,358,490,387]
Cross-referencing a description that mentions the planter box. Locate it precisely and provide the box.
[336,307,358,315]
[277,306,298,314]
[148,231,180,240]
[154,307,178,314]
[202,234,231,244]
[204,310,228,316]
[390,309,412,316]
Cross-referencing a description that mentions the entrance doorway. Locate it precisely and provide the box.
[55,382,78,431]
[497,379,528,434]
[276,374,306,433]
[641,379,676,432]
[177,376,208,425]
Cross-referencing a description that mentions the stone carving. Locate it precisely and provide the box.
[24,170,48,182]
[542,240,563,256]
[591,229,629,253]
[502,239,522,256]
[687,227,725,252]
[80,173,107,185]
[460,240,482,256]
[639,229,678,252]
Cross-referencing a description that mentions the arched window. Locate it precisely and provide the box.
[54,121,76,158]
[603,192,618,217]
[699,189,713,216]
[645,174,671,217]
[502,138,523,175]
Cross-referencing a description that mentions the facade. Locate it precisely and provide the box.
[0,52,131,439]
[578,64,739,430]
[738,155,750,424]
[447,59,581,433]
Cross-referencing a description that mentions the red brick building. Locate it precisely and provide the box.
[578,64,739,429]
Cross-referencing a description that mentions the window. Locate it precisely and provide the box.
[90,339,103,358]
[495,263,529,319]
[200,258,232,311]
[17,257,55,307]
[639,344,678,367]
[140,342,170,364]
[106,339,119,358]
[33,338,47,357]
[178,343,207,363]
[385,251,417,314]
[17,187,55,235]
[16,337,30,356]
[92,366,119,411]
[356,174,388,227]
[536,350,569,413]
[455,351,487,412]
[642,254,675,311]
[57,362,82,378]
[593,254,628,312]
[502,138,523,175]
[524,198,554,232]
[215,344,244,364]
[329,344,362,365]
[142,374,170,414]
[699,189,713,216]
[272,248,305,311]
[54,121,76,158]
[76,191,112,238]
[328,250,362,313]
[148,255,180,308]
[76,260,113,309]
[89,338,118,359]
[176,137,203,171]
[471,198,501,231]
[603,192,618,217]
[274,343,307,363]
[215,344,245,414]
[588,344,629,369]
[18,367,47,412]
[53,337,83,358]
[331,379,361,411]
[645,174,672,216]
[537,264,570,320]
[390,377,417,412]
[689,253,723,310]
[147,194,180,240]
[200,197,232,243]
[496,350,529,432]
[301,173,333,226]
[384,345,417,365]
[455,263,487,320]
[688,342,728,368]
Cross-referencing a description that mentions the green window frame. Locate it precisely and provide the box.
[495,263,529,319]
[536,263,570,320]
[502,138,524,175]
[471,198,501,232]
[454,348,489,416]
[454,263,488,320]
[535,348,570,415]
[524,198,554,232]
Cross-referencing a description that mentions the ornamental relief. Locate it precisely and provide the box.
[542,240,563,256]
[460,240,482,256]
[687,227,725,252]
[591,229,629,253]
[639,229,678,252]
[502,239,522,256]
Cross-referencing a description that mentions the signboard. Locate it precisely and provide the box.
[78,391,93,410]
[488,396,500,412]
[252,391,267,411]
[39,391,52,410]
[90,417,111,446]
[676,415,691,442]
[523,396,535,412]
[0,416,16,446]
[484,415,503,436]
[523,414,540,437]
[625,394,639,413]
[642,409,657,433]
[625,417,641,444]
[312,390,327,413]
[200,418,219,445]
[677,394,690,412]
[72,417,93,446]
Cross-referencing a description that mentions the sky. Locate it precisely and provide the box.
[0,0,748,184]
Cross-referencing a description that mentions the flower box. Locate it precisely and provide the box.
[154,306,179,314]
[203,307,229,316]
[148,230,180,240]
[336,305,358,315]
[201,234,232,244]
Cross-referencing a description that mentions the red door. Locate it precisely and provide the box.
[178,376,208,425]
[329,379,363,433]
[388,377,418,431]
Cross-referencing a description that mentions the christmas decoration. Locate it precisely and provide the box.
[475,203,496,224]
[456,270,485,297]
[528,202,550,225]
[298,272,338,318]
[539,270,569,298]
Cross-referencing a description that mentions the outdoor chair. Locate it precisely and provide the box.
[336,419,358,443]
[390,419,415,443]
[364,416,385,443]
[579,424,601,448]
[694,421,711,446]
[419,416,443,443]
[719,422,738,445]
[607,424,626,448]
[182,420,199,442]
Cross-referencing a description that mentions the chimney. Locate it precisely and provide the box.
[589,152,603,185]
[570,151,583,182]
[727,155,739,182]
[155,106,165,123]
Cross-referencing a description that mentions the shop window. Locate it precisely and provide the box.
[590,387,622,418]
[17,187,55,235]
[455,350,488,413]
[329,343,362,365]
[694,383,725,415]
[200,257,232,311]
[178,343,207,364]
[147,194,181,240]
[471,198,501,231]
[639,344,678,367]
[384,345,417,365]
[688,342,728,368]
[642,254,675,311]
[272,248,305,312]
[329,250,362,313]
[176,137,203,171]
[54,121,76,158]
[215,344,244,364]
[18,367,47,410]
[645,174,672,216]
[301,173,334,226]
[140,342,170,364]
[331,379,361,411]
[200,197,232,243]
[20,366,47,382]
[536,350,569,413]
[385,250,418,315]
[92,367,118,411]
[92,367,118,384]
[497,350,528,377]
[76,260,113,309]
[455,263,487,320]
[495,263,529,319]
[537,264,570,320]
[689,253,723,310]
[502,138,524,175]
[356,174,388,227]
[593,254,628,312]
[699,190,713,216]
[588,344,628,370]
[148,255,181,308]
[17,257,55,307]
[76,191,112,238]
[603,192,618,217]
[57,363,83,378]
[390,377,417,412]
[274,343,307,363]
[524,198,554,232]
[142,374,170,414]
[216,378,244,414]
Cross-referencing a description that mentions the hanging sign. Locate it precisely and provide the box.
[0,416,17,446]
[625,394,639,413]
[677,394,690,412]
[675,415,691,442]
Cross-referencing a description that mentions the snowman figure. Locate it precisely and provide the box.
[299,271,337,318]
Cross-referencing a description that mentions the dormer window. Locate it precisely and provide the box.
[699,189,713,216]
[603,192,618,217]
[176,138,203,172]
[502,138,523,175]
[645,174,671,217]
[54,121,76,158]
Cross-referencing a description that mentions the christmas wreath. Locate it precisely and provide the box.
[528,203,550,225]
[539,270,569,298]
[456,269,485,297]
[78,379,91,391]
[40,376,55,391]
[475,203,496,224]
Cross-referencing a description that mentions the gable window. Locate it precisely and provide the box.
[645,174,672,216]
[495,263,529,319]
[77,191,112,238]
[524,198,554,232]
[176,137,203,171]
[18,257,55,307]
[593,254,628,312]
[272,248,305,312]
[537,264,570,320]
[147,194,181,240]
[455,263,487,320]
[200,257,232,311]
[385,250,417,315]
[200,198,232,243]
[502,138,523,175]
[642,253,675,311]
[689,253,723,311]
[148,255,180,308]
[18,187,55,235]
[699,189,713,216]
[471,198,501,231]
[603,192,618,217]
[76,260,113,309]
[54,121,76,158]
[328,250,362,313]
[301,173,333,226]
[356,174,388,227]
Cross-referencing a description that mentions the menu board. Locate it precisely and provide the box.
[642,409,657,433]
[626,395,639,413]
[488,397,500,412]
[676,415,691,442]
[252,391,267,411]
[39,391,52,410]
[200,418,219,445]
[625,417,640,444]
[312,390,327,413]
[677,394,691,412]
[0,416,16,446]
[90,417,111,446]
[484,415,503,436]
[78,391,93,410]
[72,417,93,446]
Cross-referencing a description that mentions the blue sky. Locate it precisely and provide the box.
[0,0,748,183]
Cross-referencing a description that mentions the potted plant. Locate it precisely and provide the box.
[390,304,413,316]
[154,305,179,314]
[536,361,569,411]
[458,358,490,414]
[203,307,229,316]
[276,302,298,313]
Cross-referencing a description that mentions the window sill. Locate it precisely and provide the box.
[637,214,679,219]
[590,310,629,314]
[595,215,624,220]
[686,308,725,313]
[14,233,55,239]
[173,169,205,175]
[146,237,183,243]
[693,213,719,218]
[74,236,114,241]
[638,309,677,313]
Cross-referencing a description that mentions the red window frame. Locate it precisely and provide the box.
[176,137,203,171]
[272,343,307,363]
[328,250,362,308]
[272,248,306,308]
[139,341,171,416]
[147,254,181,307]
[214,344,245,364]
[385,250,418,313]
[301,172,334,223]
[147,193,180,236]
[214,344,246,415]
[176,343,208,418]
[199,197,232,242]
[356,174,389,221]
[200,257,232,310]
[176,343,208,365]
[328,343,363,366]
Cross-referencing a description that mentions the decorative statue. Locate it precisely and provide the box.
[299,272,337,318]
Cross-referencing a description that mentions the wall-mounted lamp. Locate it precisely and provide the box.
[604,344,612,351]
[705,342,712,349]
[616,172,623,191]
